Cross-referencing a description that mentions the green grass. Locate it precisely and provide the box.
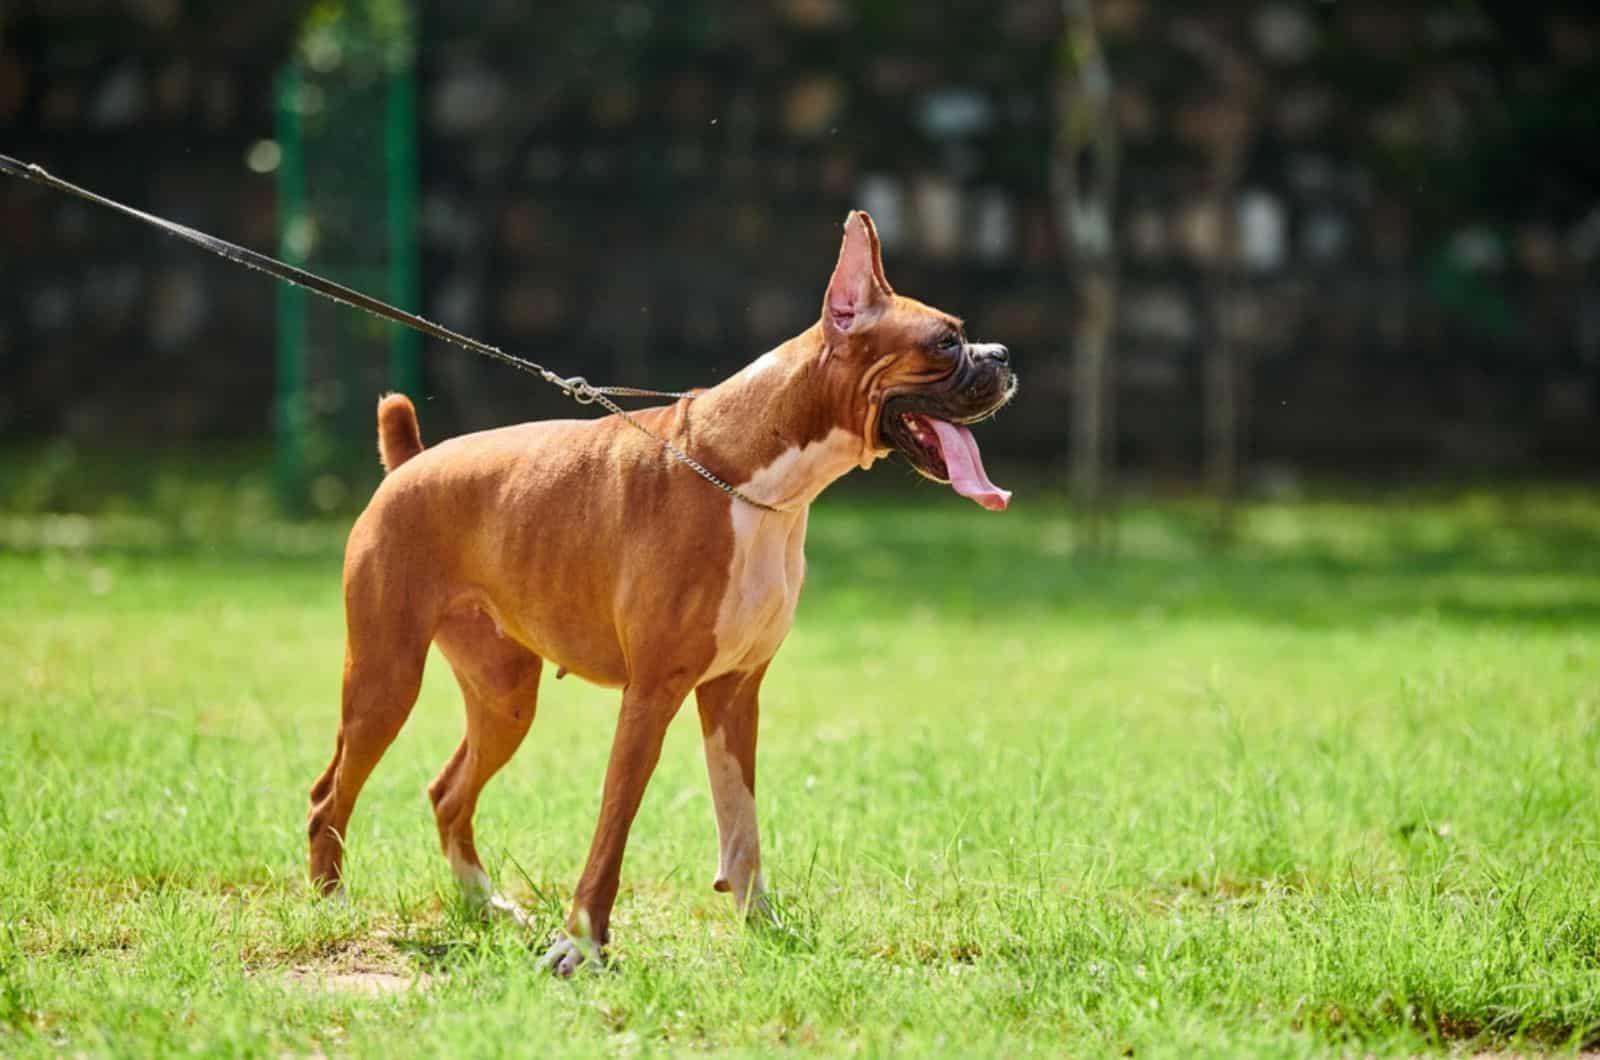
[3,472,1600,1057]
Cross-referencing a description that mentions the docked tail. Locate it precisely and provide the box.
[377,393,424,472]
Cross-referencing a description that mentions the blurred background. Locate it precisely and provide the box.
[10,8,1600,1052]
[1,0,1597,521]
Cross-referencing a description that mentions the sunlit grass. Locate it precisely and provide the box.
[3,476,1600,1056]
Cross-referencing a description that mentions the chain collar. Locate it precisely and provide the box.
[559,377,786,514]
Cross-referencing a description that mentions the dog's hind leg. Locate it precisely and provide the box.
[307,569,433,894]
[429,611,542,921]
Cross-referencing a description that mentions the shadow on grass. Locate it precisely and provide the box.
[5,440,1600,632]
[800,489,1600,632]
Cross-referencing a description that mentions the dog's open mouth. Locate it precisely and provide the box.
[884,410,1011,512]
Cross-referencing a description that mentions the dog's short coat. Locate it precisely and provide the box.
[306,211,1015,973]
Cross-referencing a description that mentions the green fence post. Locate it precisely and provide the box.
[386,65,422,401]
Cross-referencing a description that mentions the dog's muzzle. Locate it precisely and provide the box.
[878,346,1016,511]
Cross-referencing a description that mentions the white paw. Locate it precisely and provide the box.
[717,872,777,926]
[744,891,780,928]
[538,935,602,977]
[482,892,533,927]
[451,853,530,926]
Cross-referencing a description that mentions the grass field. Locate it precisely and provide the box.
[3,468,1600,1057]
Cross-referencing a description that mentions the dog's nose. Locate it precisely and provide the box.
[986,344,1010,366]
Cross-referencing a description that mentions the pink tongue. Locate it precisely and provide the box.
[928,418,1011,511]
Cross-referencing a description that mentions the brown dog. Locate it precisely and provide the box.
[306,211,1016,973]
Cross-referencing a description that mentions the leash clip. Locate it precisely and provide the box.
[563,375,599,404]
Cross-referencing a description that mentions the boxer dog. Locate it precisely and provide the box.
[306,211,1015,974]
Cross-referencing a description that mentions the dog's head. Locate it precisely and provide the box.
[819,211,1017,511]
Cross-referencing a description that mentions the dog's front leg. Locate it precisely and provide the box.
[541,678,688,976]
[695,666,774,923]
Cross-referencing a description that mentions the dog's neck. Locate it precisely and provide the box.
[689,325,881,512]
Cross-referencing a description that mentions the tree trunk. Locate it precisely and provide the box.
[1054,0,1120,555]
[1178,22,1261,543]
[1204,197,1241,540]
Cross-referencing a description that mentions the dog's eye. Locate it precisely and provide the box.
[936,333,962,354]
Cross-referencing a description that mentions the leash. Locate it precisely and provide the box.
[0,153,784,513]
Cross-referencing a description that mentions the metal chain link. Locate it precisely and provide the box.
[0,154,785,514]
[559,376,783,512]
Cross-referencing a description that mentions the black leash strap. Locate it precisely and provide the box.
[0,152,594,391]
[0,153,784,512]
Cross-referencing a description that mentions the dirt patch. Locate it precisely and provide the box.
[284,967,435,996]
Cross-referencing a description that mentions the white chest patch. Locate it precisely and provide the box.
[706,428,858,678]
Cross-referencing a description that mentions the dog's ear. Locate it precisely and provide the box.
[823,210,894,340]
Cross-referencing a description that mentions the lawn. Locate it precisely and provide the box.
[3,467,1600,1057]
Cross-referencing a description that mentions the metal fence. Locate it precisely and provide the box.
[2,0,1596,480]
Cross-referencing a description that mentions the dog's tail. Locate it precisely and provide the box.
[376,393,425,473]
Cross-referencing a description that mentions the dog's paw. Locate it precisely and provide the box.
[745,891,781,925]
[476,892,532,927]
[460,890,534,928]
[451,856,534,928]
[538,935,602,977]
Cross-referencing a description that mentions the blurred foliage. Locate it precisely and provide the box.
[0,441,365,557]
[1349,2,1600,233]
[298,0,415,73]
[1,0,1593,474]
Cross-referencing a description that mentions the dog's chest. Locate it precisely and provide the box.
[703,429,861,679]
[708,507,808,677]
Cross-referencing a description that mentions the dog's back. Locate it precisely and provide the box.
[343,397,735,691]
